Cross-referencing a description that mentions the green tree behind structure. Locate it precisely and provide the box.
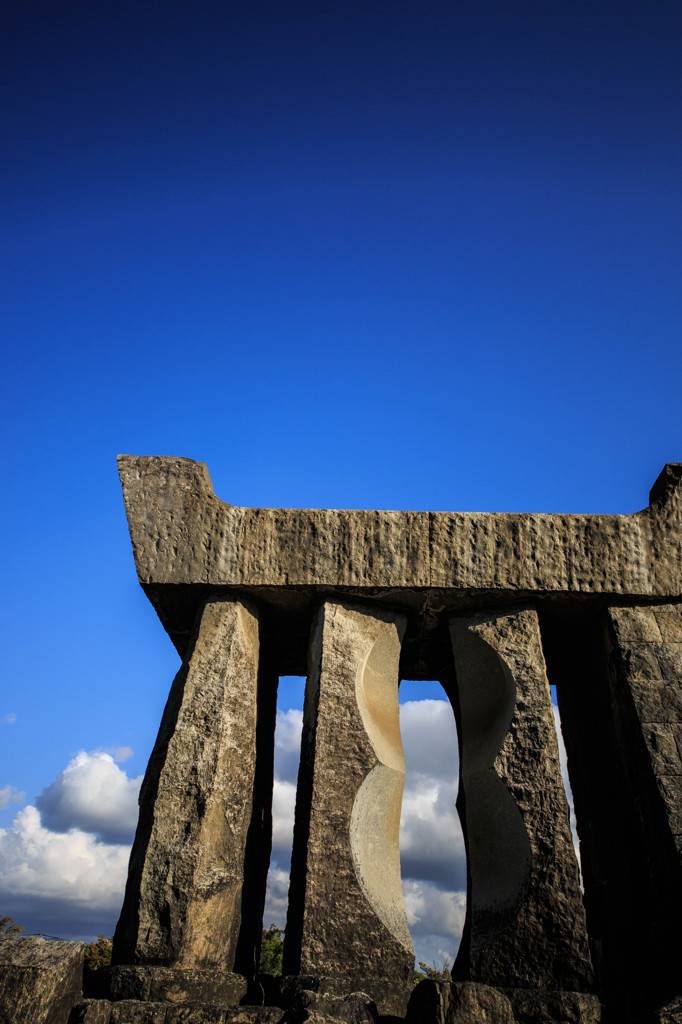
[0,916,24,938]
[259,923,283,976]
[413,960,452,984]
[84,935,113,970]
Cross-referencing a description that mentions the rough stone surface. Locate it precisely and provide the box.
[283,601,413,1015]
[0,936,83,1024]
[109,456,682,1024]
[117,455,681,600]
[449,607,593,991]
[503,988,603,1024]
[279,989,376,1024]
[98,966,248,1006]
[594,603,682,1018]
[406,980,515,1024]
[113,597,267,978]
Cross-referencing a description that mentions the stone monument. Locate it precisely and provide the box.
[34,456,682,1024]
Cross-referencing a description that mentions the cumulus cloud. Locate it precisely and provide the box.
[272,779,297,859]
[2,713,16,725]
[403,878,466,968]
[263,866,290,927]
[36,750,142,845]
[0,805,131,939]
[399,699,459,781]
[0,786,25,810]
[274,708,303,785]
[398,700,465,891]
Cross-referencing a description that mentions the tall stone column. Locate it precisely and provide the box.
[448,606,594,1008]
[109,596,274,1005]
[599,603,682,1017]
[283,601,414,1016]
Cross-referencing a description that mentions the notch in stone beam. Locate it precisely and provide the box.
[108,596,277,1006]
[283,600,415,1017]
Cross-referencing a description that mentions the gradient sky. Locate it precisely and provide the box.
[1,0,680,963]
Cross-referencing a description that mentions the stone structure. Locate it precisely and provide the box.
[25,455,681,1024]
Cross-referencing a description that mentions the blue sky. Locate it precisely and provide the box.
[1,0,680,965]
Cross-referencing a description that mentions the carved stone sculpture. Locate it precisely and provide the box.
[34,455,682,1024]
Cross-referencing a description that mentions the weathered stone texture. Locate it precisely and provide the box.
[601,603,682,1013]
[283,602,413,1014]
[117,456,682,599]
[406,980,516,1024]
[449,607,593,992]
[0,936,83,1024]
[113,597,267,977]
[503,988,603,1024]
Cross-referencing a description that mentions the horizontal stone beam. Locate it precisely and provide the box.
[118,456,680,588]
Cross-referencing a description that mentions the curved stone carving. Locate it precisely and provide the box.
[350,626,412,950]
[283,601,413,1015]
[449,624,531,949]
[450,607,593,992]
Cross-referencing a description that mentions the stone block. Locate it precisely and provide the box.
[165,1003,228,1024]
[100,966,248,1006]
[283,601,413,1016]
[113,597,268,977]
[642,724,682,775]
[654,606,682,643]
[223,1008,285,1024]
[108,1001,167,1023]
[406,980,515,1024]
[69,1000,112,1023]
[503,988,603,1024]
[280,989,376,1024]
[0,936,83,1024]
[449,607,593,992]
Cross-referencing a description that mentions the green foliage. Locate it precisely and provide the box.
[259,923,283,976]
[0,916,24,938]
[413,960,453,984]
[84,934,113,970]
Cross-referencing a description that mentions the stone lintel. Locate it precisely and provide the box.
[117,459,681,650]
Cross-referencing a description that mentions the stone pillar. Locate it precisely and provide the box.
[448,606,594,1003]
[109,596,273,1005]
[283,601,414,1016]
[598,603,682,1017]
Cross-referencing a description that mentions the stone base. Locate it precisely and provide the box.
[502,988,603,1024]
[94,966,249,1006]
[277,975,405,1017]
[406,980,515,1024]
[70,999,375,1024]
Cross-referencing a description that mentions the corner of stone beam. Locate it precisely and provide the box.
[116,454,215,497]
[648,462,682,512]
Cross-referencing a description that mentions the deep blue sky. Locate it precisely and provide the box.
[1,0,680,935]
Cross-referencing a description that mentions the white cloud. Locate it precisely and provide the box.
[0,786,25,810]
[399,699,459,781]
[0,805,131,939]
[274,708,303,785]
[272,779,296,858]
[263,867,290,927]
[36,750,142,845]
[2,714,16,725]
[402,878,466,967]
